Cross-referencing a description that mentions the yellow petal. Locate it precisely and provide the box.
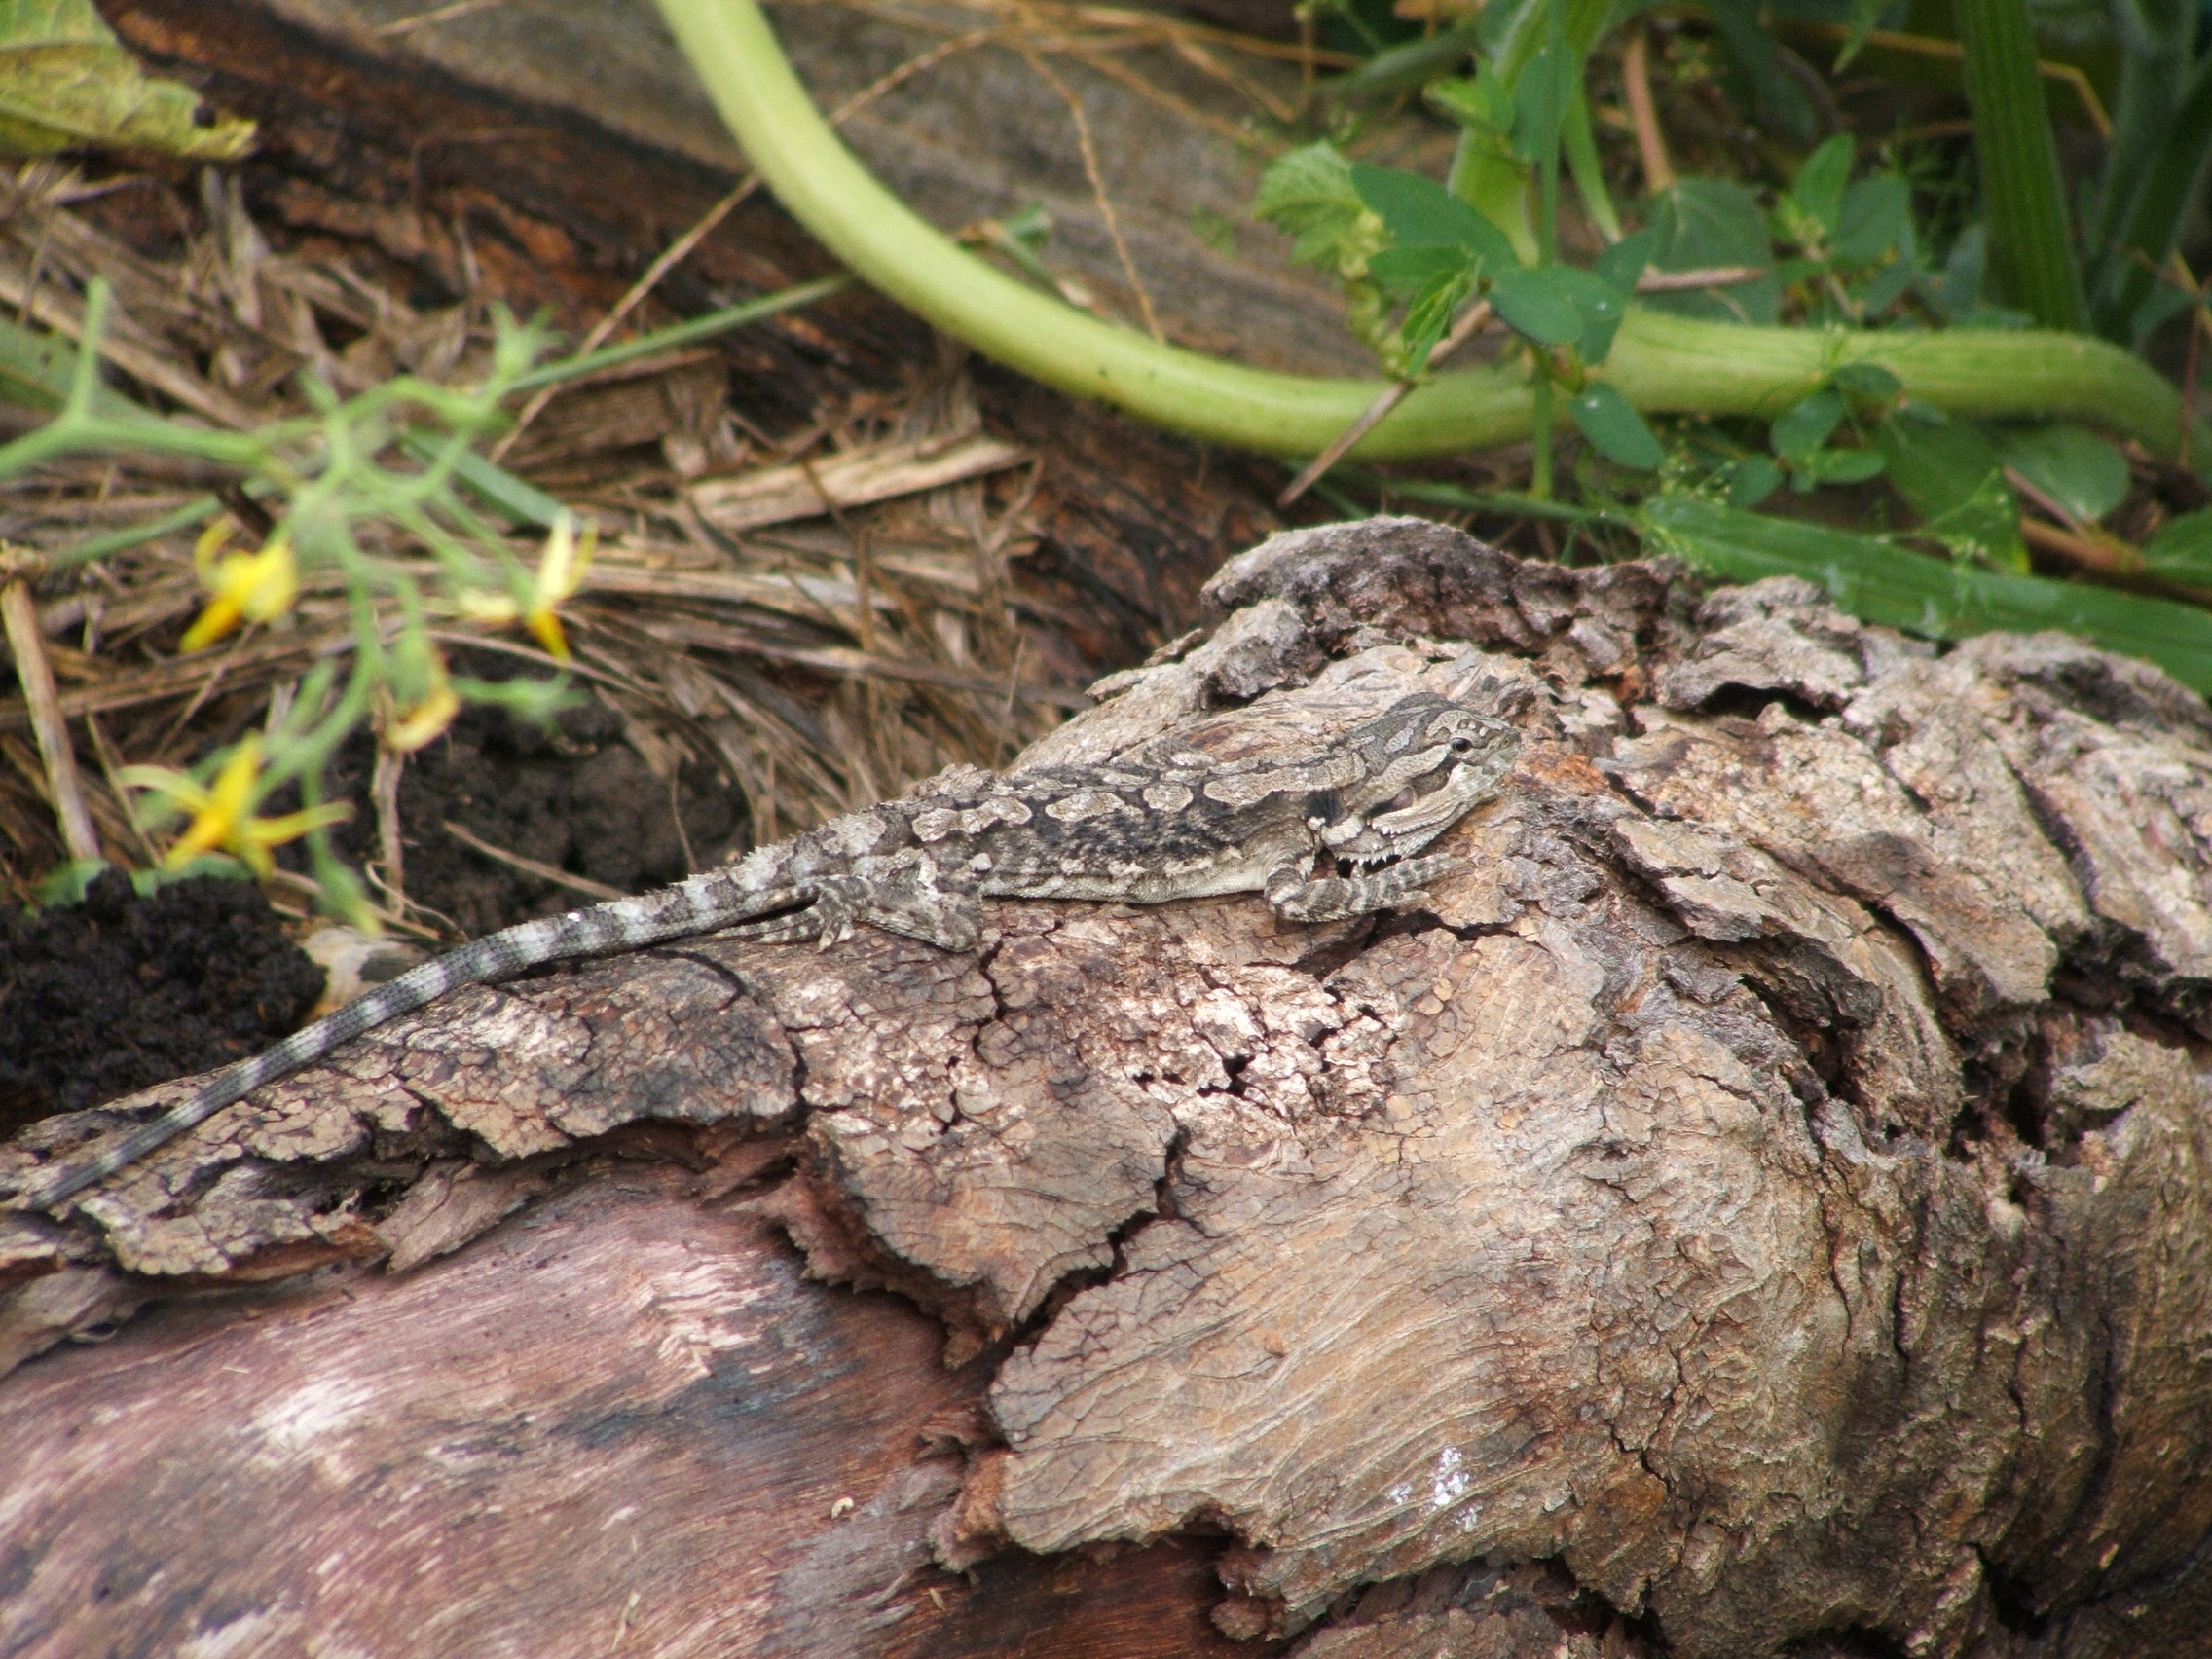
[526,606,570,660]
[208,736,264,820]
[456,588,523,625]
[534,512,590,605]
[179,592,244,653]
[237,541,298,623]
[192,517,238,580]
[387,685,461,753]
[242,802,352,849]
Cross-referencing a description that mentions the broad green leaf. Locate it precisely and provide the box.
[1254,142,1376,271]
[1640,496,2212,696]
[1996,424,2131,524]
[1796,447,1887,485]
[1487,267,1583,344]
[1728,457,1785,507]
[1703,0,1817,140]
[1569,383,1664,468]
[1644,180,1780,324]
[1876,412,2028,571]
[1369,243,1475,298]
[1592,228,1656,295]
[1855,242,1920,315]
[0,0,253,159]
[2142,510,2212,584]
[1834,174,1911,267]
[1787,134,1855,239]
[1510,28,1575,165]
[1350,163,1518,270]
[1831,362,1902,406]
[1401,269,1476,375]
[1771,389,1845,460]
[1543,265,1631,362]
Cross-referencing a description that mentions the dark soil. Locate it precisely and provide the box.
[0,870,323,1138]
[300,687,752,939]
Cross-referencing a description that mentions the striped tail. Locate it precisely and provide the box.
[33,870,787,1209]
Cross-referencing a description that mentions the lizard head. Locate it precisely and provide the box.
[1322,694,1521,866]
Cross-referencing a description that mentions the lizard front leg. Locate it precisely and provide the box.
[1263,855,1459,924]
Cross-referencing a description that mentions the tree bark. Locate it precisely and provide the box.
[7,519,2212,1659]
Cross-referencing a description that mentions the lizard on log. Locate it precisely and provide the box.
[8,518,2212,1659]
[22,693,1519,1207]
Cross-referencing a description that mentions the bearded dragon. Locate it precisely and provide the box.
[29,693,1519,1207]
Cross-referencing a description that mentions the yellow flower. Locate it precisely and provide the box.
[384,647,461,754]
[457,512,594,659]
[180,520,300,653]
[119,736,350,879]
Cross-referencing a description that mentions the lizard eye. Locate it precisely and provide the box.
[1449,736,1474,754]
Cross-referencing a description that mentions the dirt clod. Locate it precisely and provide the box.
[0,870,323,1136]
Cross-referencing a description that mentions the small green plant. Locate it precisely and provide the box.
[3,273,841,921]
[645,0,2212,695]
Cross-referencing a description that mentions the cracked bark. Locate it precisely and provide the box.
[7,520,2212,1659]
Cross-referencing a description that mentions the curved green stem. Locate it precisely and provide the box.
[653,0,2194,460]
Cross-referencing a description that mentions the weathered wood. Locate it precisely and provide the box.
[8,520,2212,1658]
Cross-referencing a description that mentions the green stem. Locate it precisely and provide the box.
[1956,0,2085,330]
[651,0,2195,460]
[503,275,852,394]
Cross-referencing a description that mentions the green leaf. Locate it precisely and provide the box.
[1640,496,2212,696]
[1796,446,1887,485]
[1834,174,1912,267]
[1350,162,1517,270]
[1487,266,1583,344]
[1592,228,1655,295]
[1331,18,1486,101]
[1427,68,1515,136]
[1788,134,1855,239]
[1401,269,1476,375]
[1771,389,1845,460]
[0,0,254,158]
[1831,362,1902,406]
[1510,28,1575,164]
[32,856,111,907]
[2141,510,2212,584]
[1728,456,1785,507]
[1369,243,1475,298]
[1876,411,2028,570]
[1255,142,1376,271]
[1835,0,1886,68]
[1995,423,2131,523]
[1703,0,1817,140]
[1544,264,1631,362]
[1643,180,1780,324]
[1569,383,1664,468]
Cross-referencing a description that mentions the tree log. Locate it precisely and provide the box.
[7,519,2212,1659]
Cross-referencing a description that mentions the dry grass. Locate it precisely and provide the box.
[0,154,1084,923]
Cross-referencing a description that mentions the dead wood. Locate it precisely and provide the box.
[7,519,2212,1659]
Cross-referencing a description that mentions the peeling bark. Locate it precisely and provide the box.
[7,521,2212,1659]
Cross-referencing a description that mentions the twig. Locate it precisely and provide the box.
[441,818,628,902]
[372,743,407,909]
[1014,43,1165,343]
[1781,21,2111,139]
[1635,265,1767,293]
[1623,25,1676,194]
[1279,302,1493,507]
[2,576,101,862]
[375,0,517,36]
